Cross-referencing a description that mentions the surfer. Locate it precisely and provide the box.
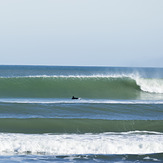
[72,96,79,99]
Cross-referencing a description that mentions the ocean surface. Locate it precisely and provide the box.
[0,65,163,162]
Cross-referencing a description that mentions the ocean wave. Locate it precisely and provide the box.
[1,98,163,104]
[0,74,162,99]
[135,77,163,94]
[0,132,163,155]
[0,119,163,133]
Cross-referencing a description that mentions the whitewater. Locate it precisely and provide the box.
[0,131,163,155]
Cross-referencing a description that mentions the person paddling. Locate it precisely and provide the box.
[72,96,79,99]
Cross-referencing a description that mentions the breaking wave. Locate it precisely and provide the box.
[0,132,163,155]
[0,75,163,99]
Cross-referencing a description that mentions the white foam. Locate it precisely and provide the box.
[0,132,163,155]
[1,98,163,104]
[135,78,163,94]
[0,73,139,79]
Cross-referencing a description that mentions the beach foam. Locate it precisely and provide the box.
[0,132,163,155]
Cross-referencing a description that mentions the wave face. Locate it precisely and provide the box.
[0,75,163,100]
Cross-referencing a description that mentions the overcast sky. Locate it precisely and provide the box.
[0,0,163,67]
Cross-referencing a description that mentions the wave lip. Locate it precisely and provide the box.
[0,132,163,155]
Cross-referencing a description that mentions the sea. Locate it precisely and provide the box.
[0,65,163,163]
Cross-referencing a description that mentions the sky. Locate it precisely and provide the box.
[0,0,163,67]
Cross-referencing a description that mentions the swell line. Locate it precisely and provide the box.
[0,119,163,133]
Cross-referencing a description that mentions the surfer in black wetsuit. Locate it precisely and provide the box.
[72,96,79,99]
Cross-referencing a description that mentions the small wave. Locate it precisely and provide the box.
[1,99,163,104]
[0,132,163,155]
[0,119,163,133]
